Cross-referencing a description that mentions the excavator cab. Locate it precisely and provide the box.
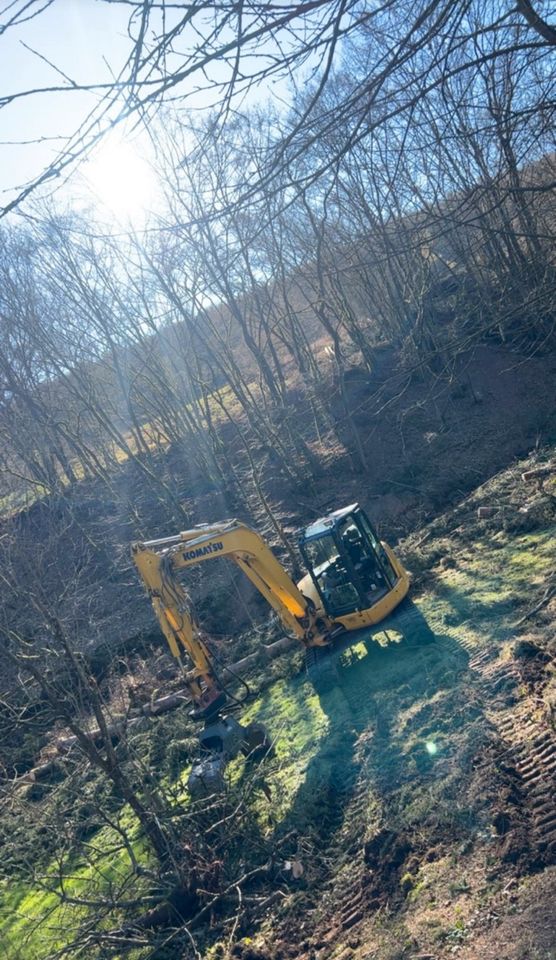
[298,504,402,622]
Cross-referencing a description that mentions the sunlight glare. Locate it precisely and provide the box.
[84,136,156,223]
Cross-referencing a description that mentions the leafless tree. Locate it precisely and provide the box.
[1,0,555,218]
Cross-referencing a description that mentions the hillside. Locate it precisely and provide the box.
[1,444,555,960]
[1,5,556,959]
[2,340,555,670]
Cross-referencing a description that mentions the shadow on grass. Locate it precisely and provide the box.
[270,603,473,854]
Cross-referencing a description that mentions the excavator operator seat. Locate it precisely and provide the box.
[299,503,398,618]
[343,526,365,565]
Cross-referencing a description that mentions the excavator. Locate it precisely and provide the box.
[131,503,411,795]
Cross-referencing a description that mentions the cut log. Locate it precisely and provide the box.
[477,506,500,518]
[263,636,297,659]
[14,636,299,783]
[522,464,555,485]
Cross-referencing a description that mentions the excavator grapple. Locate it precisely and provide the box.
[188,716,270,798]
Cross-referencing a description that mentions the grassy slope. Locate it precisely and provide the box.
[0,811,150,960]
[1,453,555,960]
[262,458,556,960]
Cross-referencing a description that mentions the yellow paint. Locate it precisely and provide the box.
[132,521,409,712]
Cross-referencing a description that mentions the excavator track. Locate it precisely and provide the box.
[312,752,372,937]
[466,642,556,865]
[497,715,556,864]
[306,631,555,945]
[335,788,372,930]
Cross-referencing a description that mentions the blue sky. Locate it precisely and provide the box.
[0,1,135,207]
[0,0,296,218]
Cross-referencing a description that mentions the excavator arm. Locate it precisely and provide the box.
[131,521,331,716]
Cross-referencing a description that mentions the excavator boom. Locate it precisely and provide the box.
[132,520,331,716]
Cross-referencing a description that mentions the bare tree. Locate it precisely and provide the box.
[2,1,555,218]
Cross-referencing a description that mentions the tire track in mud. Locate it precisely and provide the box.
[308,631,555,945]
[465,642,556,867]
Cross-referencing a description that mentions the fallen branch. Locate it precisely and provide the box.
[189,862,273,927]
[514,571,556,626]
[413,530,431,549]
[10,636,298,787]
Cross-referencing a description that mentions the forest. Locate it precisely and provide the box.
[0,2,555,958]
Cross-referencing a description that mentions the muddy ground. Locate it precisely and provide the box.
[222,454,556,960]
[1,352,555,959]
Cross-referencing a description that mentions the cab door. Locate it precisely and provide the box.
[350,509,398,587]
[300,531,364,618]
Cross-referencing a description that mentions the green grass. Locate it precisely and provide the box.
[420,525,555,655]
[230,677,330,827]
[2,516,554,958]
[0,813,149,960]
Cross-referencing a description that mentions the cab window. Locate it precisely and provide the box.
[303,533,360,615]
[353,512,396,586]
[303,533,339,569]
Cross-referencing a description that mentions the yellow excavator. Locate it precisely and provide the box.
[132,503,411,795]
